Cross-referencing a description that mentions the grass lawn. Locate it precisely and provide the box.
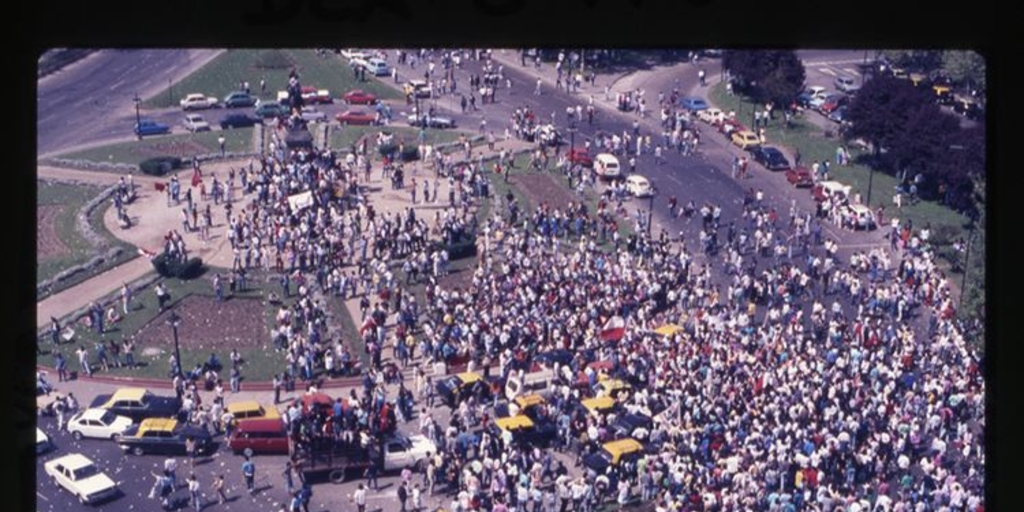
[143,49,401,109]
[41,270,288,381]
[38,182,138,293]
[708,82,969,233]
[55,128,254,166]
[325,125,466,155]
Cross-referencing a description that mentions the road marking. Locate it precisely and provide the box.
[818,68,837,77]
[367,490,398,499]
[842,67,859,75]
[804,59,866,66]
[37,492,48,502]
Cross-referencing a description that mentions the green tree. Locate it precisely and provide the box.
[879,50,943,72]
[844,74,933,166]
[942,50,986,91]
[722,50,805,106]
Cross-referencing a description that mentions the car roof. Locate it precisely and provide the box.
[595,153,618,162]
[111,388,148,401]
[233,418,286,433]
[80,408,111,421]
[515,394,546,408]
[227,401,268,415]
[48,453,94,470]
[494,415,535,431]
[139,418,178,432]
[602,438,644,461]
[598,378,630,390]
[582,396,617,411]
[457,372,482,384]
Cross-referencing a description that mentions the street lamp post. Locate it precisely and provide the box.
[167,310,183,378]
[133,93,142,141]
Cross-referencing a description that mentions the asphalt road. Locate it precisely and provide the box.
[37,49,223,157]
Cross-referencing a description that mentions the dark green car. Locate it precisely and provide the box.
[254,102,289,119]
[223,91,258,108]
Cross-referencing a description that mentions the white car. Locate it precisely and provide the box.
[594,153,621,179]
[834,76,860,94]
[44,453,118,505]
[179,93,219,111]
[183,113,211,132]
[365,57,391,76]
[37,427,51,454]
[340,49,369,61]
[299,106,327,122]
[67,408,134,440]
[382,433,437,472]
[697,108,725,125]
[625,175,655,197]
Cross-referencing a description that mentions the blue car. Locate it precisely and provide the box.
[679,97,709,111]
[134,119,170,137]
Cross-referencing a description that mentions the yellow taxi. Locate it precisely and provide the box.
[579,396,620,419]
[731,130,761,150]
[593,379,633,402]
[116,418,213,456]
[490,414,557,446]
[584,438,646,472]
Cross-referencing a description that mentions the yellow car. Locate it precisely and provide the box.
[579,396,620,419]
[226,400,281,424]
[593,379,633,402]
[731,130,761,150]
[116,418,213,456]
[583,438,646,472]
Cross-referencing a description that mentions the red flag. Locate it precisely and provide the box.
[600,315,626,342]
[359,316,377,336]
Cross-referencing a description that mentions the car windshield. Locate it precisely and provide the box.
[73,465,99,479]
[100,410,116,424]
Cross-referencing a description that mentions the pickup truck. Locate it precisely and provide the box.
[179,93,220,111]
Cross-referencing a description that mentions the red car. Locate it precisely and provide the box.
[567,148,593,167]
[342,89,378,105]
[336,109,376,125]
[818,94,848,115]
[718,118,746,135]
[785,166,814,188]
[227,418,290,455]
[301,86,333,104]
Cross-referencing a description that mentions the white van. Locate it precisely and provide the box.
[594,153,621,179]
[366,58,390,76]
[504,368,558,401]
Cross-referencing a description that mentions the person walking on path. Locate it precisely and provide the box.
[353,484,367,512]
[156,282,170,311]
[187,473,203,511]
[397,481,409,512]
[241,456,256,496]
[54,352,68,382]
[212,474,228,505]
[76,345,92,377]
[230,366,241,393]
[121,283,132,315]
[283,460,296,495]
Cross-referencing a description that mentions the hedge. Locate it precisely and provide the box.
[152,253,205,279]
[378,144,420,162]
[139,156,184,176]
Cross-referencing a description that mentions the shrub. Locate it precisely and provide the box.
[139,156,183,176]
[152,253,205,279]
[378,144,420,162]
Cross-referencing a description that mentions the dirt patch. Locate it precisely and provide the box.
[38,205,70,258]
[511,172,577,209]
[132,294,269,351]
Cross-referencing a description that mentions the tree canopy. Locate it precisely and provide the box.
[941,50,986,92]
[722,50,806,106]
[845,74,933,155]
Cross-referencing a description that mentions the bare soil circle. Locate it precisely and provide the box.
[131,294,269,352]
[38,204,70,259]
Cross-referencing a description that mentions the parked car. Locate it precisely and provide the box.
[952,96,983,120]
[718,118,746,136]
[183,113,211,132]
[44,454,119,505]
[796,86,828,109]
[67,408,134,440]
[827,105,848,123]
[381,433,437,472]
[834,76,860,93]
[299,106,327,122]
[812,180,852,202]
[134,119,170,137]
[116,418,214,456]
[342,89,378,105]
[300,86,333,104]
[749,146,790,171]
[254,102,290,119]
[594,378,634,401]
[679,97,709,111]
[808,91,831,111]
[407,113,457,129]
[625,175,655,197]
[89,388,182,423]
[583,438,647,474]
[594,153,621,179]
[848,204,877,231]
[730,130,761,150]
[222,91,258,108]
[219,113,259,129]
[785,166,814,187]
[697,107,725,125]
[610,412,653,440]
[339,49,369,61]
[818,93,848,115]
[225,400,281,426]
[364,57,391,77]
[404,79,432,98]
[37,427,51,454]
[567,147,593,167]
[436,372,493,408]
[179,93,219,111]
[488,414,558,448]
[335,109,376,125]
[227,418,290,455]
